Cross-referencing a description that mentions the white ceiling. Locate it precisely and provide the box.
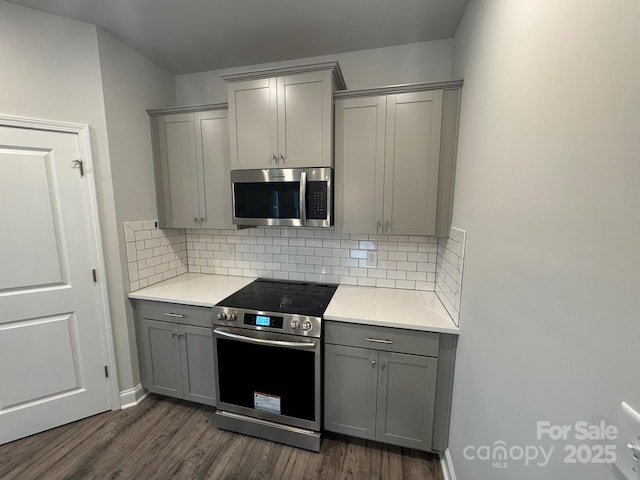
[8,0,469,74]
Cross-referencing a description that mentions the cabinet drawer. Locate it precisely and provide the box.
[136,300,213,328]
[324,321,439,357]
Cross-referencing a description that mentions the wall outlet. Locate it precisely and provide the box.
[367,250,377,267]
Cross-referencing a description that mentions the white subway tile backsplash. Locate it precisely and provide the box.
[388,270,407,280]
[407,271,427,282]
[376,278,395,288]
[125,222,440,294]
[135,230,152,241]
[340,240,358,249]
[436,227,466,327]
[398,242,418,252]
[357,277,376,287]
[395,280,416,289]
[305,256,322,265]
[124,221,188,292]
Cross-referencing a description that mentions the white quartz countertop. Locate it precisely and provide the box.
[128,273,256,307]
[323,285,460,334]
[129,274,459,334]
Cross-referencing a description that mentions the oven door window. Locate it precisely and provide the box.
[216,337,315,421]
[234,182,300,219]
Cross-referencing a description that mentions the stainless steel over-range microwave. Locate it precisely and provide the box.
[231,167,332,227]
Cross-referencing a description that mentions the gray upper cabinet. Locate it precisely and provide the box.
[223,62,346,170]
[324,321,454,453]
[150,106,231,229]
[135,300,216,407]
[335,84,461,237]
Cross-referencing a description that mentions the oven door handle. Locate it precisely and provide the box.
[213,329,317,350]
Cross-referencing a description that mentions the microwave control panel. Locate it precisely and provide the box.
[307,182,327,219]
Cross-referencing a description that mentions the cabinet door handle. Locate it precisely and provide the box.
[164,313,185,318]
[193,217,198,222]
[171,332,177,339]
[272,154,278,164]
[365,338,393,344]
[280,154,285,164]
[381,362,386,369]
[371,360,376,368]
[385,221,390,233]
[377,220,381,233]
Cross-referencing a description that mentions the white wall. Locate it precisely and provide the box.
[0,1,176,396]
[448,1,640,479]
[96,29,176,391]
[176,40,454,105]
[0,1,130,390]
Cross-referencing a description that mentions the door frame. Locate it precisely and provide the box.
[0,113,120,410]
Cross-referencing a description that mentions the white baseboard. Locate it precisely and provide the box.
[119,384,147,409]
[440,449,457,480]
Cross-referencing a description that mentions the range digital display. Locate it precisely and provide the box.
[244,313,284,329]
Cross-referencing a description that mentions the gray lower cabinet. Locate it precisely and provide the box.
[135,301,216,406]
[324,321,456,452]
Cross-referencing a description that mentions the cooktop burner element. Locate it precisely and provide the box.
[216,278,337,318]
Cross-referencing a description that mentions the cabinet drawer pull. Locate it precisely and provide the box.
[164,313,185,318]
[365,338,393,344]
[371,360,376,367]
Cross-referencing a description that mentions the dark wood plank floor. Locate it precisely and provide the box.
[0,395,443,480]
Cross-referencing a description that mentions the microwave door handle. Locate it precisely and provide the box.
[299,170,307,226]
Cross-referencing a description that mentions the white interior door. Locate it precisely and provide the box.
[0,125,112,445]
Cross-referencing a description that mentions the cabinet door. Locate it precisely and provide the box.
[278,71,332,168]
[324,344,377,439]
[334,96,386,234]
[156,113,200,228]
[383,90,443,235]
[194,110,232,229]
[138,319,183,398]
[179,325,216,406]
[228,78,278,169]
[376,351,438,451]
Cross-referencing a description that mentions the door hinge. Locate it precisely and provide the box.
[92,269,97,283]
[72,159,84,176]
[104,365,109,378]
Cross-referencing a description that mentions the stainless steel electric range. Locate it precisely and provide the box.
[212,278,338,452]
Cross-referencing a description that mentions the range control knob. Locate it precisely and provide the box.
[216,312,227,321]
[290,320,300,330]
[302,320,312,331]
[228,312,237,322]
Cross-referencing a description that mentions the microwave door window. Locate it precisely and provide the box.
[235,182,300,219]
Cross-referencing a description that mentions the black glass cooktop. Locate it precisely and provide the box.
[216,279,338,318]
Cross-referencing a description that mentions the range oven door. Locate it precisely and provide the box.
[213,326,321,431]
